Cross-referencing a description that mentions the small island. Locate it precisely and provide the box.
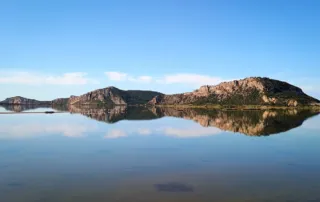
[1,77,319,110]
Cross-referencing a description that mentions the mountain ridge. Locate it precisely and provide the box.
[67,86,163,105]
[149,77,320,107]
[1,77,319,107]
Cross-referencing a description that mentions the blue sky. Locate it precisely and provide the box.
[1,0,319,100]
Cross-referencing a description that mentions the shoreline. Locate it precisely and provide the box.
[1,103,320,113]
[0,111,66,114]
[151,104,320,110]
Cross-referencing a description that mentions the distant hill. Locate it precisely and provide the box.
[51,98,69,105]
[67,86,163,105]
[148,77,320,107]
[2,77,320,107]
[0,96,51,105]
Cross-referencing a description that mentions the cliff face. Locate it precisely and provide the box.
[149,77,320,106]
[52,98,69,105]
[0,96,51,105]
[68,87,163,105]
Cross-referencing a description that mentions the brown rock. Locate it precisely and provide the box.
[148,77,320,106]
[68,87,162,105]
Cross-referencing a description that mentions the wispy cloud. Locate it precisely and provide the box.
[157,74,225,86]
[105,71,153,83]
[105,71,226,86]
[128,76,153,83]
[137,128,152,135]
[0,71,98,85]
[0,122,97,139]
[104,129,127,139]
[160,127,222,138]
[102,126,221,139]
[104,72,128,81]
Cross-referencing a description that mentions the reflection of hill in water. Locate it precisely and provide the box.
[62,106,319,136]
[155,108,319,136]
[5,104,318,136]
[0,104,49,112]
[67,105,160,123]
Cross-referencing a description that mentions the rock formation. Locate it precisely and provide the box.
[2,77,319,107]
[148,77,320,106]
[52,98,69,105]
[67,86,163,105]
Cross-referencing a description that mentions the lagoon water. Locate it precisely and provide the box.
[1,105,320,202]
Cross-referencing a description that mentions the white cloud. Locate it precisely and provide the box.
[0,122,97,139]
[161,127,222,138]
[0,71,98,85]
[105,71,128,81]
[123,126,222,138]
[137,128,152,135]
[104,129,127,139]
[101,126,221,139]
[139,76,153,82]
[158,74,225,86]
[45,72,95,85]
[105,71,226,86]
[128,76,153,83]
[105,71,153,83]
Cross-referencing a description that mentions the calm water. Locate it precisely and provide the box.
[1,105,320,202]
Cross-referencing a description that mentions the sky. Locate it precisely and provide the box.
[0,0,320,100]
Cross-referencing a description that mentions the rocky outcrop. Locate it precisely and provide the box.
[52,98,69,105]
[68,86,163,105]
[148,77,320,106]
[1,77,319,107]
[0,96,51,105]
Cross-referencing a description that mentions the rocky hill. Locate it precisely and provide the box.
[149,77,320,107]
[2,77,319,107]
[52,98,69,105]
[0,96,51,105]
[68,86,163,105]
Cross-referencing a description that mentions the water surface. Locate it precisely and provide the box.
[1,105,320,202]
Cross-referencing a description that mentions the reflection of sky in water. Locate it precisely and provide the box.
[0,110,223,139]
[0,105,11,112]
[0,108,320,202]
